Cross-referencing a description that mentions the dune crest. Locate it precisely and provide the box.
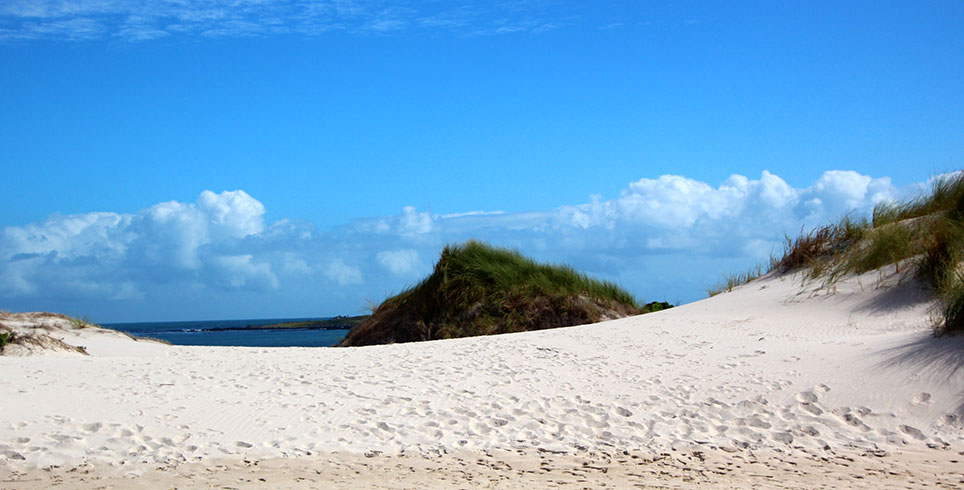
[0,312,168,357]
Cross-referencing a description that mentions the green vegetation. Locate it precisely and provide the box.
[68,315,94,329]
[339,241,646,346]
[254,316,370,330]
[707,264,769,297]
[771,171,964,334]
[0,331,14,353]
[641,301,674,313]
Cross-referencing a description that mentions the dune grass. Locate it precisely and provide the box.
[68,315,94,329]
[339,240,643,345]
[388,240,639,335]
[707,264,769,297]
[420,240,639,307]
[772,171,964,334]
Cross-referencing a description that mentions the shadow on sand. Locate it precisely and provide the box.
[853,274,935,314]
[878,334,964,425]
[878,334,964,379]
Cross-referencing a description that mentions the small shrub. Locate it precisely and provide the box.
[68,315,94,329]
[641,301,673,313]
[0,331,14,353]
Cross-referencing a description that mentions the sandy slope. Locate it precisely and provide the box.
[1,269,963,488]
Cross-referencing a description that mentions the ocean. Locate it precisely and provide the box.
[103,317,350,347]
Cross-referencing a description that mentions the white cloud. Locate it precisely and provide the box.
[123,190,266,270]
[800,170,894,221]
[0,0,584,42]
[618,174,725,226]
[376,249,422,275]
[0,211,130,260]
[757,170,797,209]
[324,259,363,286]
[197,190,265,239]
[549,170,898,249]
[438,210,505,219]
[135,200,208,269]
[0,189,270,295]
[0,170,927,319]
[360,205,435,237]
[211,254,279,290]
[400,206,434,235]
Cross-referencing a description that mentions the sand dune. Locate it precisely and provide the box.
[1,268,963,488]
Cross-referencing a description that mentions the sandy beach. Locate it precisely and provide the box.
[2,268,963,488]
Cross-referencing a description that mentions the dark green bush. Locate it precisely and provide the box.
[0,331,14,353]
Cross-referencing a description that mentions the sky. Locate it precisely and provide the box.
[1,1,962,322]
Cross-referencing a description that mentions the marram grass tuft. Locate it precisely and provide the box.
[770,171,964,334]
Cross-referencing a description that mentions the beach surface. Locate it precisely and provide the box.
[2,268,963,488]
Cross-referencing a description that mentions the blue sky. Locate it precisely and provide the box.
[1,1,962,322]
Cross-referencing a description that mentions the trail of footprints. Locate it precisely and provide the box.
[0,341,955,467]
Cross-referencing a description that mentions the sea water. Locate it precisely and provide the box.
[103,317,349,347]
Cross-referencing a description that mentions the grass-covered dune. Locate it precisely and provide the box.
[338,241,662,346]
[713,170,964,335]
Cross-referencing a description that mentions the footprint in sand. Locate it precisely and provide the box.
[770,431,793,444]
[794,425,820,437]
[912,392,931,406]
[795,391,818,404]
[899,425,926,440]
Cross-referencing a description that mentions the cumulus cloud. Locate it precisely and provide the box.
[361,205,435,237]
[553,170,895,246]
[376,249,422,276]
[0,190,269,297]
[399,206,434,236]
[0,170,921,319]
[198,190,266,239]
[126,190,265,271]
[801,171,893,221]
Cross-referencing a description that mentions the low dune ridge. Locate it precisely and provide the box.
[1,265,963,487]
[0,311,168,357]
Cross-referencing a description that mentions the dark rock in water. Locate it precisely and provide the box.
[338,241,649,347]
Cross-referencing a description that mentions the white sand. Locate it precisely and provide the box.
[1,268,963,488]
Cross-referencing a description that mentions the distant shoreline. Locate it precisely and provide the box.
[237,315,370,331]
[98,315,370,347]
